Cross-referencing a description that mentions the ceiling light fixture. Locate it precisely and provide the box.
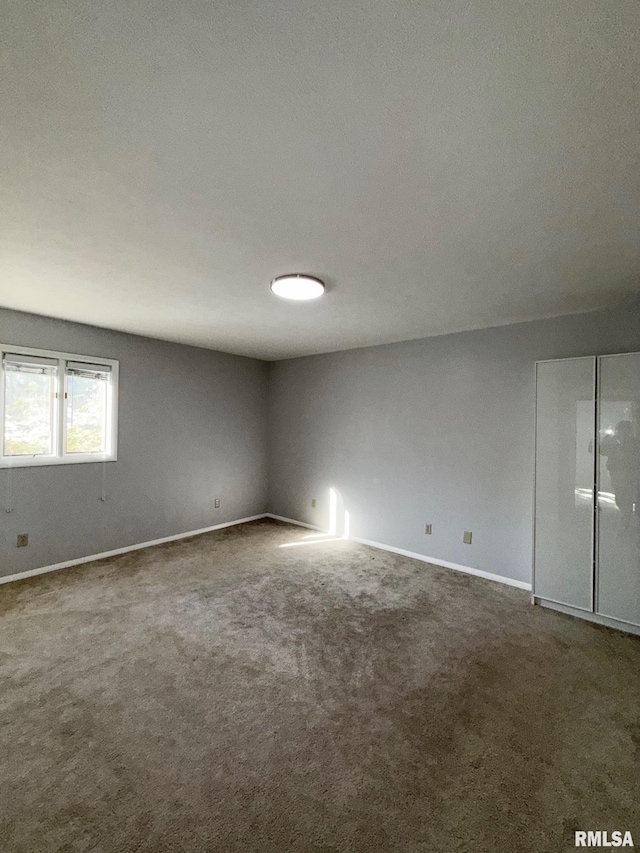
[270,274,325,301]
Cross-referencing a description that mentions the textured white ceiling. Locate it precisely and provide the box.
[2,0,639,359]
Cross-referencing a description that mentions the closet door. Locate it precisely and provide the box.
[596,353,640,626]
[534,358,595,609]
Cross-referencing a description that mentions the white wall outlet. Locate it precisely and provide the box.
[17,533,29,548]
[424,523,432,535]
[311,498,317,508]
[214,498,221,509]
[463,531,472,545]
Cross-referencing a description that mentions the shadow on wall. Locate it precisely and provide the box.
[280,487,350,548]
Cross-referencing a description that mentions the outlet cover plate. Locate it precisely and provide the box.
[17,533,29,548]
[424,523,432,535]
[463,531,472,545]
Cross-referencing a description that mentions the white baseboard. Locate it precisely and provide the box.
[0,514,268,586]
[351,536,531,590]
[266,514,531,591]
[2,512,532,594]
[265,513,323,531]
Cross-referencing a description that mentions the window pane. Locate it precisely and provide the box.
[3,363,56,456]
[65,371,108,454]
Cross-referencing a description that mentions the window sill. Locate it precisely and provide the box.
[0,455,118,469]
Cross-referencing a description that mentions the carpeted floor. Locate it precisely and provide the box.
[1,518,639,853]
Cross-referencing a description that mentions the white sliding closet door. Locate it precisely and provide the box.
[596,353,640,627]
[534,358,595,610]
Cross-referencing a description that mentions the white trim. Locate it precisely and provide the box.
[531,361,538,601]
[534,597,640,636]
[0,514,268,586]
[2,511,533,593]
[266,514,531,590]
[0,344,116,364]
[351,536,531,590]
[265,513,323,531]
[0,454,117,469]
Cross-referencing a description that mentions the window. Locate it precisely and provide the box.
[0,345,118,467]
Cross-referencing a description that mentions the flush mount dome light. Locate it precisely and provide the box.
[270,274,325,301]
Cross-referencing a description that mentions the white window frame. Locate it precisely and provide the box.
[0,344,119,468]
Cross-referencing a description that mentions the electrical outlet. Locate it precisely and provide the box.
[17,533,29,548]
[311,498,317,508]
[463,531,472,545]
[424,523,432,535]
[214,498,221,509]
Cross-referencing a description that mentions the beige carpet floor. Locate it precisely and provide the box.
[1,518,639,853]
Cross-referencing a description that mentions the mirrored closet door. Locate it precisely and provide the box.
[533,353,640,633]
[597,353,640,628]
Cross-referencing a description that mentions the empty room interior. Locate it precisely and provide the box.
[1,1,640,851]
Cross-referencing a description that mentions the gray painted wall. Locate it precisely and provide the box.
[5,300,640,585]
[268,303,640,584]
[0,308,268,577]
